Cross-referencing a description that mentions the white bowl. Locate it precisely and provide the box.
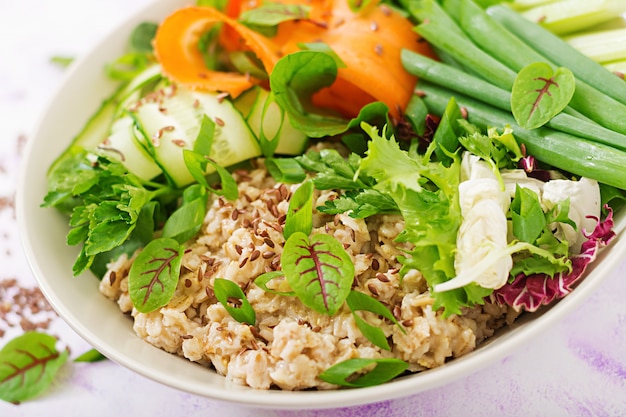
[16,0,626,409]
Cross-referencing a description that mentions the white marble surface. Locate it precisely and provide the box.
[1,1,625,416]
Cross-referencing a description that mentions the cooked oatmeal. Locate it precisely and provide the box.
[99,159,520,390]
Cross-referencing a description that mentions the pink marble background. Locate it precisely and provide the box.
[1,1,625,416]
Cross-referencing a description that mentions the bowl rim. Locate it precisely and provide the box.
[15,0,626,409]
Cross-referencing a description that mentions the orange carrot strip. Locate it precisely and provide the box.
[153,6,281,97]
[272,0,436,118]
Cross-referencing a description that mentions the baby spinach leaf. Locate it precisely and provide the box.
[346,290,405,351]
[128,237,184,313]
[213,278,256,325]
[282,232,354,316]
[254,271,296,296]
[270,51,389,138]
[283,180,314,239]
[318,358,409,388]
[0,332,69,404]
[511,62,575,129]
[239,2,310,27]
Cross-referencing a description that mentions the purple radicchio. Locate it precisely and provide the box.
[493,206,617,312]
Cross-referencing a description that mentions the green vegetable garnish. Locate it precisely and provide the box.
[0,332,69,404]
[282,232,354,316]
[214,278,256,325]
[318,358,409,388]
[346,290,405,351]
[511,62,575,129]
[128,237,184,313]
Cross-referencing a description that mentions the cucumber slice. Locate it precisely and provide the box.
[97,115,162,181]
[133,86,262,188]
[48,64,163,176]
[236,86,309,156]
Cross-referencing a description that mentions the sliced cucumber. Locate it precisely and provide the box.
[97,115,162,181]
[235,86,309,156]
[48,64,163,176]
[132,86,262,187]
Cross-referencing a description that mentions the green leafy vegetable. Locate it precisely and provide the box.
[270,50,390,138]
[73,349,107,363]
[282,232,354,315]
[346,290,405,351]
[294,149,398,218]
[239,2,311,27]
[213,278,256,325]
[318,358,409,388]
[359,123,490,316]
[510,185,547,243]
[182,150,239,201]
[128,237,184,313]
[106,22,158,81]
[0,332,69,404]
[253,271,296,296]
[42,152,177,276]
[511,62,575,129]
[283,180,314,239]
[130,22,158,53]
[161,184,208,244]
[265,157,307,184]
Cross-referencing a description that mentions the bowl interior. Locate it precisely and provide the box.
[16,0,626,409]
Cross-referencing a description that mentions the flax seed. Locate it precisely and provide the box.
[367,283,380,296]
[249,250,261,262]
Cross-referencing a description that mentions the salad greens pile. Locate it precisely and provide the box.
[36,0,626,391]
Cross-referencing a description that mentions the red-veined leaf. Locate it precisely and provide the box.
[282,231,353,315]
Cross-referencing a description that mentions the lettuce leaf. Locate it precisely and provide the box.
[360,122,491,316]
[493,206,617,312]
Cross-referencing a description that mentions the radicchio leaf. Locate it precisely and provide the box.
[282,232,354,315]
[493,207,616,312]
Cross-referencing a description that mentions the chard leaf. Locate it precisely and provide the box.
[318,358,409,388]
[511,62,575,129]
[283,181,314,240]
[282,232,354,316]
[0,332,69,404]
[213,278,256,325]
[346,290,405,351]
[128,237,184,313]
